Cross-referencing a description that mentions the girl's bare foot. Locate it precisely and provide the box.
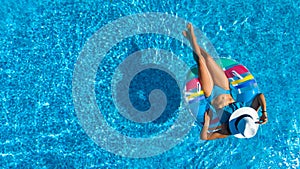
[182,30,191,41]
[182,23,196,42]
[182,23,201,62]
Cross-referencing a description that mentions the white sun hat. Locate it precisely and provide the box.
[229,107,260,138]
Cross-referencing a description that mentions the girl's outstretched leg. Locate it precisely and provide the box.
[198,44,230,90]
[182,23,213,97]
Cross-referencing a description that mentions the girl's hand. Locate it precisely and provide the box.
[204,111,211,122]
[259,114,268,124]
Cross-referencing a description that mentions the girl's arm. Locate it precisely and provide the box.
[200,111,229,140]
[200,112,210,140]
[251,93,268,124]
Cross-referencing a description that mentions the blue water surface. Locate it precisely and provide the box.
[1,0,299,168]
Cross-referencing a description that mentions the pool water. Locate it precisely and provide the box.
[1,0,299,168]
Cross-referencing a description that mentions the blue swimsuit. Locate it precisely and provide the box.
[206,85,235,103]
[195,85,242,124]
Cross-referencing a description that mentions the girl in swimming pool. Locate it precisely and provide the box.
[182,23,267,140]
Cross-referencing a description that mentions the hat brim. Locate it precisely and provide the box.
[229,107,259,138]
